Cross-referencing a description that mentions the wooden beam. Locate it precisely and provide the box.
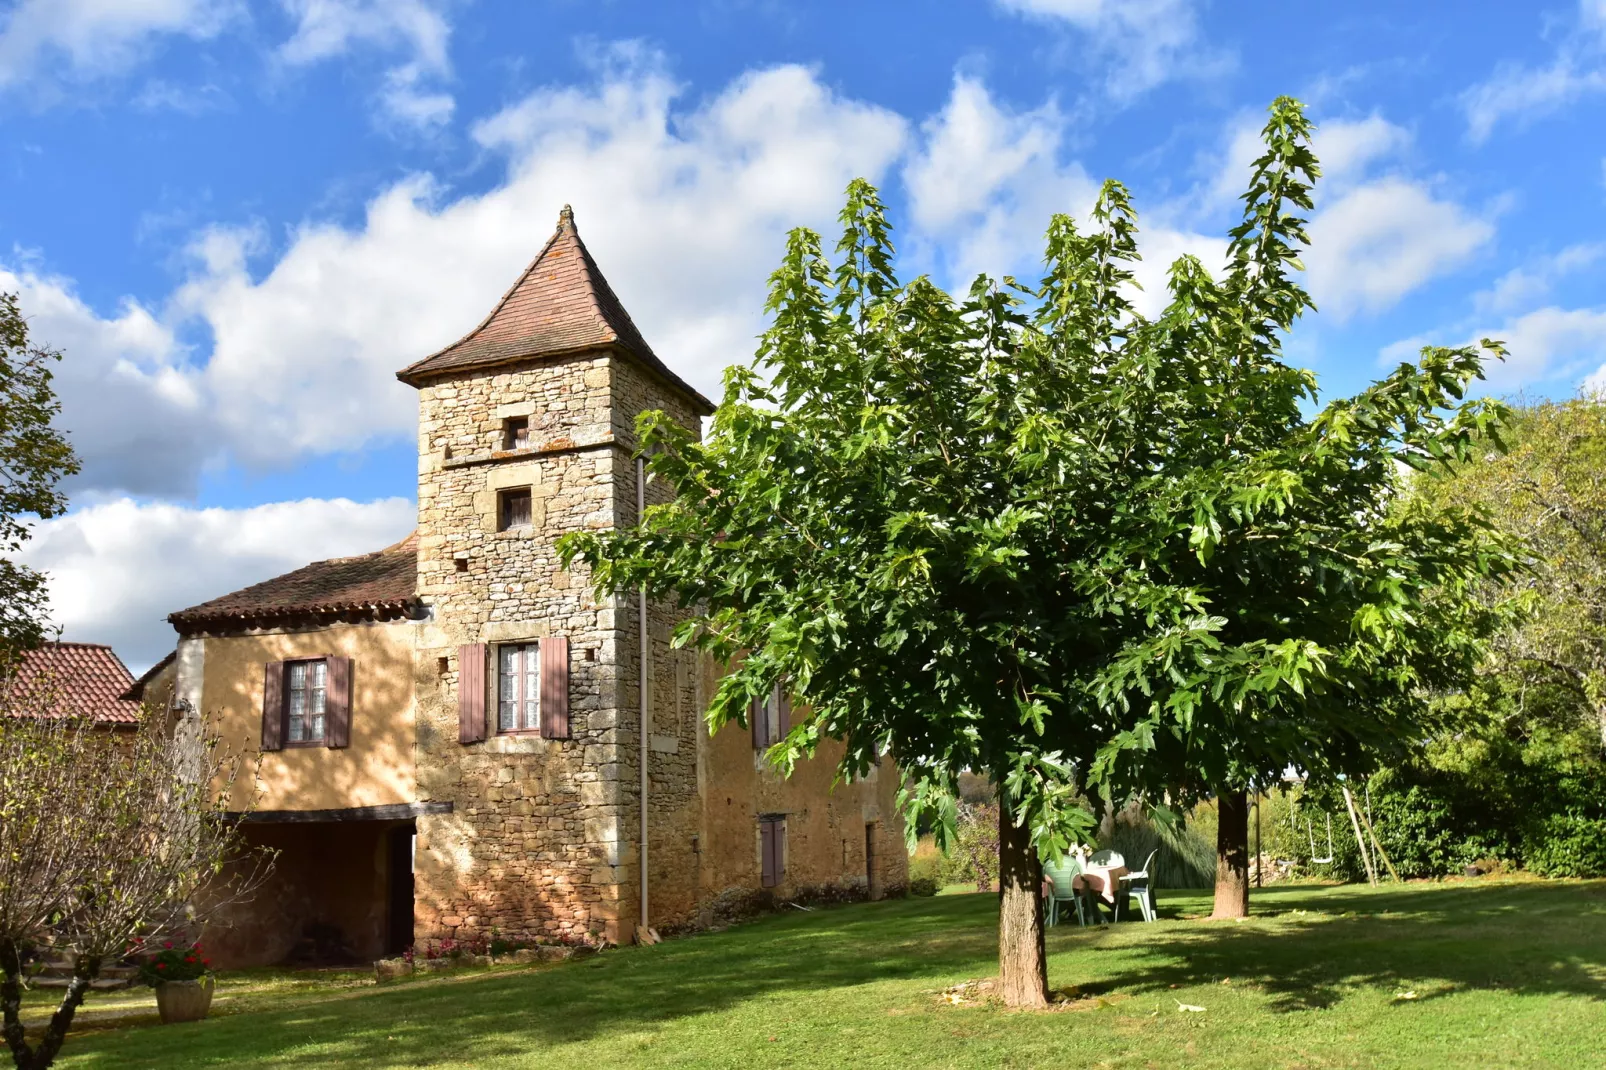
[234,802,453,824]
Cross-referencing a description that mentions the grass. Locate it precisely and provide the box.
[33,878,1606,1069]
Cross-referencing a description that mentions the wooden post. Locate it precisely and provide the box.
[1353,798,1400,883]
[1254,789,1263,889]
[1341,786,1378,886]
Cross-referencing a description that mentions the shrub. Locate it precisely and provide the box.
[136,941,211,986]
[907,877,940,897]
[1526,815,1606,878]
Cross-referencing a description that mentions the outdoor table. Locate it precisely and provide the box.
[1072,863,1129,905]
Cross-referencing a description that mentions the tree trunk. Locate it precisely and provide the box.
[0,946,98,1070]
[996,799,1048,1008]
[1211,787,1250,919]
[2,943,30,1070]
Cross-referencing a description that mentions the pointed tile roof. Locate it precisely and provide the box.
[396,206,713,412]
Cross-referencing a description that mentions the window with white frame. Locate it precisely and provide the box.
[497,643,541,732]
[286,659,328,744]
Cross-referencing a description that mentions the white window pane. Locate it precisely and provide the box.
[500,647,518,673]
[310,661,326,687]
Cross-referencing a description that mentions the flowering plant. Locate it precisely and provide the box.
[137,941,212,986]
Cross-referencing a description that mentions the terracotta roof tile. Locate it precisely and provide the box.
[395,206,713,413]
[168,533,420,631]
[4,642,143,725]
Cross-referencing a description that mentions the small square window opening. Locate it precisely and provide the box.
[503,416,530,451]
[498,488,532,531]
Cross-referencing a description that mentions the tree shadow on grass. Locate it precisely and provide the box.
[62,895,1004,1068]
[1075,880,1606,1013]
[59,882,1606,1067]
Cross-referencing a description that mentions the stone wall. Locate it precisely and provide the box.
[412,349,635,946]
[409,346,907,951]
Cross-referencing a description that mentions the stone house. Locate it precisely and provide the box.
[162,207,906,967]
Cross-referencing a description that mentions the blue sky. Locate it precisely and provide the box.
[3,0,1605,669]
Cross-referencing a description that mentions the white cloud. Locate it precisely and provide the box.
[0,0,237,89]
[1474,243,1605,315]
[1306,178,1494,321]
[903,75,1096,288]
[0,265,215,498]
[1461,0,1606,142]
[1382,305,1606,393]
[276,0,456,130]
[994,0,1227,98]
[19,496,416,672]
[166,52,906,464]
[905,75,1224,316]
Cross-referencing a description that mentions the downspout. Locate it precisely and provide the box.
[637,455,650,939]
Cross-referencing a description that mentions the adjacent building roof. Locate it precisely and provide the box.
[394,205,714,413]
[3,642,144,725]
[168,533,421,632]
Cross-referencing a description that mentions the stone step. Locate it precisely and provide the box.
[30,977,135,991]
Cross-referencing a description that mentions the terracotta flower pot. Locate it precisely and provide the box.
[155,977,214,1024]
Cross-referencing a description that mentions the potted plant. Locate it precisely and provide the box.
[137,940,215,1024]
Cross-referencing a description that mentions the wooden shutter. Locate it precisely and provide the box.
[458,644,487,744]
[540,636,570,740]
[760,819,776,887]
[325,656,353,749]
[261,661,285,752]
[774,818,786,885]
[751,695,767,750]
[776,685,790,738]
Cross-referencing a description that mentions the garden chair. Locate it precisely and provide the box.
[1117,849,1160,923]
[1042,855,1089,928]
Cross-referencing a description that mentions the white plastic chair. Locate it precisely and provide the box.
[1117,849,1160,922]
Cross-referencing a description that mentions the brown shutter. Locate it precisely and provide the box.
[760,819,776,887]
[777,685,790,738]
[776,818,787,884]
[261,661,285,752]
[325,656,353,749]
[540,636,570,740]
[751,695,767,750]
[458,644,486,744]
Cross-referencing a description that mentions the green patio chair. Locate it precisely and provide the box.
[1042,855,1089,927]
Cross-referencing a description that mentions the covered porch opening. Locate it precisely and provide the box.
[206,802,449,969]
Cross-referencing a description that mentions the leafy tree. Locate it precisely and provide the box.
[0,701,268,1070]
[1418,397,1606,754]
[560,98,1516,1006]
[0,294,79,667]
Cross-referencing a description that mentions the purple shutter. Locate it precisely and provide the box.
[458,644,486,744]
[325,656,353,748]
[760,820,776,887]
[261,661,285,752]
[540,636,570,739]
[751,695,767,750]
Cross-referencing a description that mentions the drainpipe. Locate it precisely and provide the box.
[637,456,650,939]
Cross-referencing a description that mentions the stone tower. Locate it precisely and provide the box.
[397,206,713,947]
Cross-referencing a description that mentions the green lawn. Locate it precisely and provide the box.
[40,878,1606,1069]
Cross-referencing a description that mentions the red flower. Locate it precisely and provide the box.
[185,956,196,964]
[163,942,173,950]
[202,959,211,967]
[156,963,165,970]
